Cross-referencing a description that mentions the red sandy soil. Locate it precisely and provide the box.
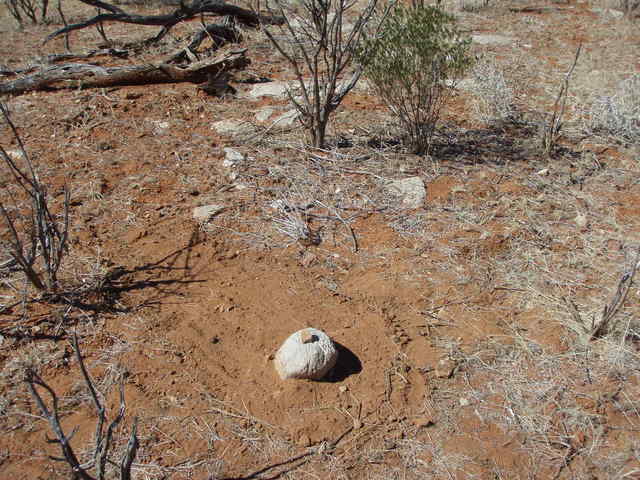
[1,1,639,479]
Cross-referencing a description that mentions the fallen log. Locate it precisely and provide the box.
[0,48,249,95]
[0,48,128,78]
[46,0,284,45]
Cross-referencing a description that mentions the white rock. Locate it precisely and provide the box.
[472,34,513,46]
[275,328,338,380]
[575,212,588,229]
[223,148,244,168]
[255,107,275,123]
[249,82,290,98]
[212,119,247,135]
[273,109,301,127]
[193,204,225,222]
[4,149,25,160]
[387,177,426,209]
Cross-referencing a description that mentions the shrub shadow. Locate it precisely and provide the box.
[0,227,207,339]
[365,117,583,164]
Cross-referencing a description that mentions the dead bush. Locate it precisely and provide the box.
[26,334,138,480]
[261,0,390,148]
[3,0,49,27]
[0,103,69,294]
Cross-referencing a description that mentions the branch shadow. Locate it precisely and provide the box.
[0,226,208,338]
[68,226,207,313]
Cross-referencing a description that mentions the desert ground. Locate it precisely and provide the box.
[1,0,639,478]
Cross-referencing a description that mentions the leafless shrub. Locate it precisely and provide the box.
[541,44,581,157]
[0,103,69,294]
[582,73,640,144]
[25,333,139,480]
[261,0,389,148]
[3,0,49,27]
[470,56,514,123]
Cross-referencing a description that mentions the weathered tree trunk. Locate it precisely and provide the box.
[0,48,248,95]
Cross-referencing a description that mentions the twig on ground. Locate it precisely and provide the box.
[562,247,640,341]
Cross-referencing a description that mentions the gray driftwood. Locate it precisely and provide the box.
[0,48,248,95]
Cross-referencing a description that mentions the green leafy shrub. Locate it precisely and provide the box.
[358,4,473,154]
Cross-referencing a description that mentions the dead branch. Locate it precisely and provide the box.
[45,0,284,45]
[166,22,240,64]
[0,48,248,95]
[0,49,128,78]
[589,247,640,340]
[509,5,565,13]
[25,333,138,480]
[563,247,640,341]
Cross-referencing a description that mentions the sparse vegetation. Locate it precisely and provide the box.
[261,0,389,148]
[583,73,640,144]
[469,56,514,124]
[357,3,473,154]
[619,0,640,18]
[3,0,48,27]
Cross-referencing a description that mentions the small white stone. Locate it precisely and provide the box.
[223,148,244,165]
[387,177,426,209]
[273,109,300,127]
[575,212,588,228]
[4,149,25,160]
[255,107,275,123]
[275,328,338,380]
[472,34,513,46]
[193,204,225,222]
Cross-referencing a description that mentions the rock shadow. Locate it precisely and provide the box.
[327,341,362,382]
